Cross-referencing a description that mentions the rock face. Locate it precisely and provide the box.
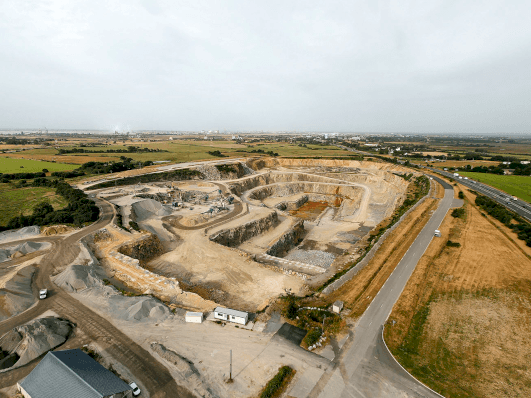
[0,317,73,369]
[209,211,279,247]
[150,343,218,398]
[276,195,309,211]
[196,163,246,181]
[266,220,305,257]
[118,234,165,263]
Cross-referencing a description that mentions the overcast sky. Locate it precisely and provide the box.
[1,0,530,133]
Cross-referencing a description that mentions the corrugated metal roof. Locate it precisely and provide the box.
[214,307,248,318]
[19,349,132,398]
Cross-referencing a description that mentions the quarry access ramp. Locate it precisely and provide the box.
[0,199,195,398]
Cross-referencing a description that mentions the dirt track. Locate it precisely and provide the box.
[0,199,194,398]
[164,182,244,231]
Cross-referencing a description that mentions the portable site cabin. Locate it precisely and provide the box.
[214,307,248,325]
[332,300,344,314]
[185,312,203,323]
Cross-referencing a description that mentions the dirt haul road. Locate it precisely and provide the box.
[0,199,194,398]
[164,182,244,230]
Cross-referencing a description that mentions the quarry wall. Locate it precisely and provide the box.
[209,211,279,247]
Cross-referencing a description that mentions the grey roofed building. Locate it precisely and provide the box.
[18,349,133,398]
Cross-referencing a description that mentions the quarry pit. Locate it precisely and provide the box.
[91,158,411,312]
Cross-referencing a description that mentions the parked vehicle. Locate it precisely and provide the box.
[39,289,47,300]
[129,382,141,396]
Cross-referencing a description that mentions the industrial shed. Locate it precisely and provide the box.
[214,307,248,325]
[18,349,133,398]
[185,311,203,323]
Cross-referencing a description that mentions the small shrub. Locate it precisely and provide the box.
[458,191,464,199]
[446,240,461,247]
[451,208,465,218]
[304,327,322,347]
[260,366,294,398]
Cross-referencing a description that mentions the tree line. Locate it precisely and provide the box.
[0,179,100,231]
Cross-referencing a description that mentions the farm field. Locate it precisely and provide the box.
[0,184,68,226]
[385,189,531,397]
[459,172,531,203]
[0,157,79,173]
[0,140,355,165]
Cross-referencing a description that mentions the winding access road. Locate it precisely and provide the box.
[0,199,194,398]
[308,176,455,398]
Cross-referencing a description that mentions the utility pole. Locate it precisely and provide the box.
[229,349,233,381]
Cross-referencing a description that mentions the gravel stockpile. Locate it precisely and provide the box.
[0,241,50,263]
[285,249,336,268]
[131,199,172,221]
[196,165,222,181]
[0,226,40,244]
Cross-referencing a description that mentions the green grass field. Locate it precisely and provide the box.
[0,157,79,173]
[0,184,68,226]
[459,172,531,203]
[15,140,355,164]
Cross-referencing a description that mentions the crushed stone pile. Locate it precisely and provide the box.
[54,263,106,292]
[284,249,336,268]
[132,199,173,222]
[0,316,73,369]
[195,165,222,181]
[0,241,50,263]
[0,226,40,244]
[125,297,170,321]
[151,343,218,398]
[0,266,36,322]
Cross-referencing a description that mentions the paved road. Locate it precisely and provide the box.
[0,199,194,398]
[427,167,531,222]
[309,176,454,398]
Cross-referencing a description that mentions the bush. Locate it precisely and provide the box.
[451,208,465,218]
[129,221,140,231]
[458,191,464,199]
[260,366,294,398]
[446,240,461,247]
[303,327,322,347]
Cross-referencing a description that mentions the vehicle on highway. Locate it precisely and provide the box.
[39,289,47,299]
[129,382,141,396]
[434,230,442,237]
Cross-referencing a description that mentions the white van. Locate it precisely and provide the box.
[39,289,48,299]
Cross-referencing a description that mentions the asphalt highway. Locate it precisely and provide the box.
[310,176,454,398]
[426,167,531,222]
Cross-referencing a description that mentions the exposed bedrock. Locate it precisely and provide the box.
[249,182,363,201]
[209,211,279,247]
[266,220,305,257]
[228,171,361,196]
[275,195,309,211]
[117,234,165,263]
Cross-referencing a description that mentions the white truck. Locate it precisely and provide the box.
[39,289,48,300]
[434,230,442,237]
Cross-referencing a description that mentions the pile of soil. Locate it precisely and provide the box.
[41,225,75,236]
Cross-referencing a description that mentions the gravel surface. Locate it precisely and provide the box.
[285,249,336,268]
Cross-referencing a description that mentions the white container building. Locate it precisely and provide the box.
[185,312,203,323]
[213,307,248,325]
